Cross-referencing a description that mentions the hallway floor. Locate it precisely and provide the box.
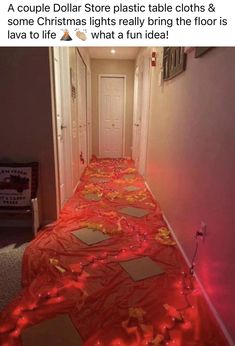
[0,227,31,313]
[0,158,228,345]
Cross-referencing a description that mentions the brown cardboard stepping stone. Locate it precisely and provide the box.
[119,256,165,281]
[22,314,83,346]
[90,177,110,183]
[124,185,141,192]
[119,206,150,218]
[72,228,110,245]
[84,193,101,201]
[124,174,136,180]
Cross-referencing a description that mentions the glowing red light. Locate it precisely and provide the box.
[59,296,65,302]
[11,328,21,338]
[12,306,22,316]
[17,316,29,328]
[182,321,192,330]
[28,303,37,310]
[50,287,58,296]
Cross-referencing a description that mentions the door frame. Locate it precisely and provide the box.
[76,48,88,177]
[59,47,73,200]
[98,74,126,158]
[49,48,60,219]
[132,51,151,176]
[132,62,143,168]
[76,48,92,163]
[50,47,92,214]
[50,47,73,210]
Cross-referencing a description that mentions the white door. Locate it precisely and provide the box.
[99,76,125,158]
[76,51,88,177]
[53,48,66,206]
[87,70,92,162]
[132,67,143,168]
[132,54,151,176]
[69,48,80,190]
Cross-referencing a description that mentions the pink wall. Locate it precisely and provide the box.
[0,48,58,224]
[146,47,235,341]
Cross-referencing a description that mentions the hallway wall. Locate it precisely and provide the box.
[0,48,58,225]
[146,47,235,341]
[91,59,135,157]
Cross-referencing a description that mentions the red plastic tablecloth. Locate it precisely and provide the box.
[0,158,228,345]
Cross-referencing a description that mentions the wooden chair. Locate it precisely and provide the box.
[0,162,39,236]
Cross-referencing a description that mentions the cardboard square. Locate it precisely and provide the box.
[84,193,101,201]
[22,314,83,346]
[124,185,141,192]
[124,174,136,180]
[119,206,150,218]
[90,177,110,183]
[119,256,165,281]
[117,163,127,169]
[72,228,110,245]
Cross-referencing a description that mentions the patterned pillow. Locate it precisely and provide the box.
[0,162,38,210]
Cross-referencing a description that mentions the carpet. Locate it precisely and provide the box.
[0,227,31,312]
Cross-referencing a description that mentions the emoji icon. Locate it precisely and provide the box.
[60,29,72,41]
[76,30,87,41]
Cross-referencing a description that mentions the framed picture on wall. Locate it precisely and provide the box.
[163,47,186,81]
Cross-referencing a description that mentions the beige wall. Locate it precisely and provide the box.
[91,59,134,157]
[0,47,58,225]
[78,47,91,72]
[146,47,235,342]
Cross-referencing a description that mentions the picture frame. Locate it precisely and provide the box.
[163,47,186,81]
[195,47,212,58]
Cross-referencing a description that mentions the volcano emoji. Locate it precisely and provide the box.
[60,30,72,41]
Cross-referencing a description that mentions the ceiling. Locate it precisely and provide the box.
[88,47,140,60]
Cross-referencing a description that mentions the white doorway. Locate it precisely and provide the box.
[86,69,92,162]
[51,47,92,211]
[132,53,151,176]
[99,75,126,158]
[53,47,73,207]
[76,50,88,176]
[132,65,143,169]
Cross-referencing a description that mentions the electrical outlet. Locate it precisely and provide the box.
[196,222,207,240]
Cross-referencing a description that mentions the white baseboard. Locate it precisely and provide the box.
[73,180,81,194]
[145,181,235,346]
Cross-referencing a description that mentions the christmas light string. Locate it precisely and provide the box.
[189,227,205,276]
[1,225,197,345]
[0,159,198,345]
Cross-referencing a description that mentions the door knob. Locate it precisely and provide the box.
[61,124,67,130]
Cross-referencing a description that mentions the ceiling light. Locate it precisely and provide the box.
[111,49,116,54]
